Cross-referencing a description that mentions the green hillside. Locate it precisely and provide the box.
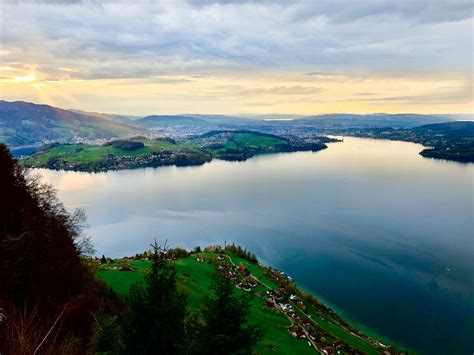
[97,252,396,354]
[21,137,208,171]
[0,100,138,146]
[21,131,329,171]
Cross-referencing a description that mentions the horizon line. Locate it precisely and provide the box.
[1,99,472,119]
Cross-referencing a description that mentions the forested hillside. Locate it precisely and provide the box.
[0,101,137,146]
[0,145,262,354]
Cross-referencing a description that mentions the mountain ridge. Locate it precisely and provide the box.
[0,100,138,146]
[0,99,463,147]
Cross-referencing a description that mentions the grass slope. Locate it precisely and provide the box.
[21,131,296,170]
[97,258,310,353]
[97,254,384,354]
[22,138,201,166]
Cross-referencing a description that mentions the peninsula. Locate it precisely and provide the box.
[20,131,335,172]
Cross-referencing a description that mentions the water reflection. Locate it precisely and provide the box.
[37,137,473,354]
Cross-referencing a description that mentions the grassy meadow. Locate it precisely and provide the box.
[96,253,384,355]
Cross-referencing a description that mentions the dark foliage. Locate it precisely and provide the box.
[121,241,187,354]
[90,314,123,353]
[103,140,145,151]
[225,244,258,264]
[0,144,91,309]
[197,272,263,354]
[154,137,177,144]
[0,144,102,352]
[0,146,264,354]
[165,247,189,260]
[38,142,61,152]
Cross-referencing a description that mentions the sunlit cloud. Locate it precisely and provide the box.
[13,73,37,83]
[1,0,472,114]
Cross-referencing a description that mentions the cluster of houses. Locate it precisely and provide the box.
[96,255,141,271]
[104,250,391,355]
[279,270,293,281]
[289,316,350,355]
[101,264,134,271]
[263,265,387,352]
[41,147,211,172]
[236,274,258,292]
[264,290,361,354]
[212,254,260,293]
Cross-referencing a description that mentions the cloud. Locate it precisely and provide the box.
[1,0,472,115]
[352,85,473,105]
[287,0,472,25]
[306,72,341,77]
[1,0,472,82]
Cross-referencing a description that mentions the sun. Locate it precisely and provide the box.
[13,72,37,83]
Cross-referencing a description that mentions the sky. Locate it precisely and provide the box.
[0,0,473,115]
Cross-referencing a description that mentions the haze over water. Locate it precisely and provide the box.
[38,137,474,354]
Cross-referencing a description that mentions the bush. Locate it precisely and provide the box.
[166,247,189,259]
[103,140,144,151]
[90,314,122,353]
[225,243,258,264]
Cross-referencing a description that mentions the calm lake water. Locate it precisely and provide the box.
[37,137,473,354]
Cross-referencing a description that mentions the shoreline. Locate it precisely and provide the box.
[21,144,328,173]
[254,255,412,353]
[98,246,406,354]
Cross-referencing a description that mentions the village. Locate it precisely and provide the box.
[98,246,399,355]
[205,253,393,355]
[42,149,212,171]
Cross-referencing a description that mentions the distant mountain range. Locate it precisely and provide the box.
[68,109,140,125]
[297,113,454,128]
[0,100,464,148]
[136,115,209,128]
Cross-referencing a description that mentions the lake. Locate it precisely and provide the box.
[37,137,474,354]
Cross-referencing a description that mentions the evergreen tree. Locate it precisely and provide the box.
[198,272,263,354]
[122,241,187,354]
[90,314,123,353]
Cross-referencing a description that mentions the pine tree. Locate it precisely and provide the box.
[122,241,187,354]
[198,272,263,354]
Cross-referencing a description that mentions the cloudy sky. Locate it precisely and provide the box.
[0,0,472,115]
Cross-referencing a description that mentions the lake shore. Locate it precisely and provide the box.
[36,137,474,354]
